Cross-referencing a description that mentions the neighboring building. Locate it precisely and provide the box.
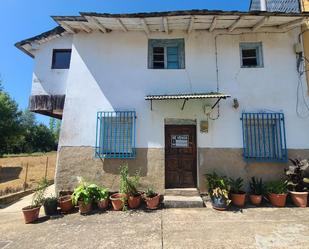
[250,0,301,13]
[16,8,309,194]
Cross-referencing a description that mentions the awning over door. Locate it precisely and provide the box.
[145,92,231,110]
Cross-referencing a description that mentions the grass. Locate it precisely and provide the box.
[0,151,57,196]
[2,151,56,158]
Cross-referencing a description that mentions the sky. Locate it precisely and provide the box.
[0,0,250,125]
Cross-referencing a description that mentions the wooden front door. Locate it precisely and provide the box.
[165,125,197,188]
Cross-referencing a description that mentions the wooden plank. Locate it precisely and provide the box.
[60,22,75,33]
[116,18,128,31]
[79,22,92,33]
[252,16,269,31]
[209,16,217,32]
[278,18,306,29]
[187,16,195,34]
[140,18,150,34]
[163,17,169,34]
[228,16,243,32]
[86,17,107,33]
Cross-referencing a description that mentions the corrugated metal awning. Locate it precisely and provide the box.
[145,92,231,110]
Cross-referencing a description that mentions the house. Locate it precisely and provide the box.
[16,3,309,194]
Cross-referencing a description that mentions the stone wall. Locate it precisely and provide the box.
[55,147,164,194]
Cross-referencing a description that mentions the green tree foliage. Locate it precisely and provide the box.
[0,82,59,155]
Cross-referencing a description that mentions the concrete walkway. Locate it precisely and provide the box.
[0,190,309,249]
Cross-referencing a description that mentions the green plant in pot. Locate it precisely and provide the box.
[265,180,288,207]
[285,158,309,207]
[110,164,129,211]
[43,196,58,216]
[145,187,160,209]
[72,180,95,214]
[22,178,48,224]
[95,186,109,210]
[127,170,142,209]
[249,177,264,206]
[229,177,246,207]
[205,172,231,210]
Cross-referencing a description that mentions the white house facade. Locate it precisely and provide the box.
[16,9,309,193]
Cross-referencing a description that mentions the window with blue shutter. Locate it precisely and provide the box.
[240,42,263,68]
[95,111,136,159]
[241,112,287,162]
[148,39,185,69]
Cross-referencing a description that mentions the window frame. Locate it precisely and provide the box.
[148,39,185,69]
[239,42,264,68]
[51,49,72,69]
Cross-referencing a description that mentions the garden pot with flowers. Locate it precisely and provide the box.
[285,158,309,207]
[145,187,160,209]
[249,177,264,206]
[127,170,142,209]
[72,180,96,214]
[96,186,109,210]
[229,177,246,207]
[266,180,288,207]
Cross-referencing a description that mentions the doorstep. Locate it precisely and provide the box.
[163,188,204,208]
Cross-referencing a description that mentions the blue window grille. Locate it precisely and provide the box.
[241,112,287,162]
[148,39,185,69]
[95,111,136,159]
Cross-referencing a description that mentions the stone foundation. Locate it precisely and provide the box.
[55,146,309,194]
[55,147,164,194]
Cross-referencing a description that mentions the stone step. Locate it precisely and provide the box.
[164,188,200,197]
[163,195,204,208]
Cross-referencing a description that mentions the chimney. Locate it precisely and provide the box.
[260,0,267,11]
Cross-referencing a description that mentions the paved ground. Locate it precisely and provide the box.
[0,190,309,249]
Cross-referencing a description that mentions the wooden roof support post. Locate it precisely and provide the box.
[278,18,306,29]
[163,17,169,34]
[116,18,128,32]
[80,22,92,33]
[252,16,269,31]
[228,16,243,32]
[209,16,217,32]
[87,17,107,33]
[61,23,75,33]
[140,18,150,34]
[187,16,195,34]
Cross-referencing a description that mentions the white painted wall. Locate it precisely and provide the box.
[33,29,309,149]
[31,35,73,95]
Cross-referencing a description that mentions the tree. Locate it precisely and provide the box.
[49,117,61,142]
[0,90,22,155]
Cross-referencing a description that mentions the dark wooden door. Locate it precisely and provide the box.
[165,125,197,188]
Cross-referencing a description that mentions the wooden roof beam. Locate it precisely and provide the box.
[252,16,269,31]
[80,22,92,33]
[163,17,169,34]
[116,18,128,32]
[86,17,107,33]
[140,18,150,34]
[61,23,75,33]
[209,16,217,32]
[187,16,195,34]
[278,18,306,29]
[228,16,243,32]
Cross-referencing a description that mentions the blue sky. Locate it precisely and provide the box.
[0,0,249,124]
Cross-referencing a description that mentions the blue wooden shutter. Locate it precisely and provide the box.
[167,47,179,69]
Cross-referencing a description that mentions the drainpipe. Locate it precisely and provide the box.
[260,0,267,11]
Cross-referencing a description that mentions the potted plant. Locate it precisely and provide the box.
[72,181,96,214]
[96,186,109,210]
[249,177,264,206]
[229,177,246,207]
[110,164,129,211]
[22,178,48,224]
[205,172,231,210]
[266,180,288,207]
[127,170,141,209]
[285,158,309,207]
[43,196,58,216]
[145,187,160,209]
[59,194,73,213]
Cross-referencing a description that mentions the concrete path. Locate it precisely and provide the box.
[0,191,309,249]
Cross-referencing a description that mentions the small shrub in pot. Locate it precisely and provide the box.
[145,187,160,209]
[96,186,109,210]
[249,177,264,206]
[285,158,309,207]
[72,180,95,214]
[266,180,288,207]
[229,177,246,207]
[43,196,58,216]
[127,170,142,209]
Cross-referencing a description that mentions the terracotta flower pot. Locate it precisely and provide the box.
[268,193,287,207]
[249,194,262,206]
[128,194,141,209]
[110,193,127,211]
[290,191,308,208]
[78,201,92,214]
[98,199,109,210]
[22,206,41,224]
[230,192,246,207]
[59,195,73,213]
[145,194,160,209]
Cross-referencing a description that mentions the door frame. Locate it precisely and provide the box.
[164,123,198,189]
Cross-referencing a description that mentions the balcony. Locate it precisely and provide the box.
[29,95,65,119]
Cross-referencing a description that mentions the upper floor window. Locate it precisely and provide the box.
[148,39,185,69]
[240,42,263,68]
[52,49,72,69]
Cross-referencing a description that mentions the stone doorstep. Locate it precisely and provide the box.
[163,195,204,208]
[164,188,200,197]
